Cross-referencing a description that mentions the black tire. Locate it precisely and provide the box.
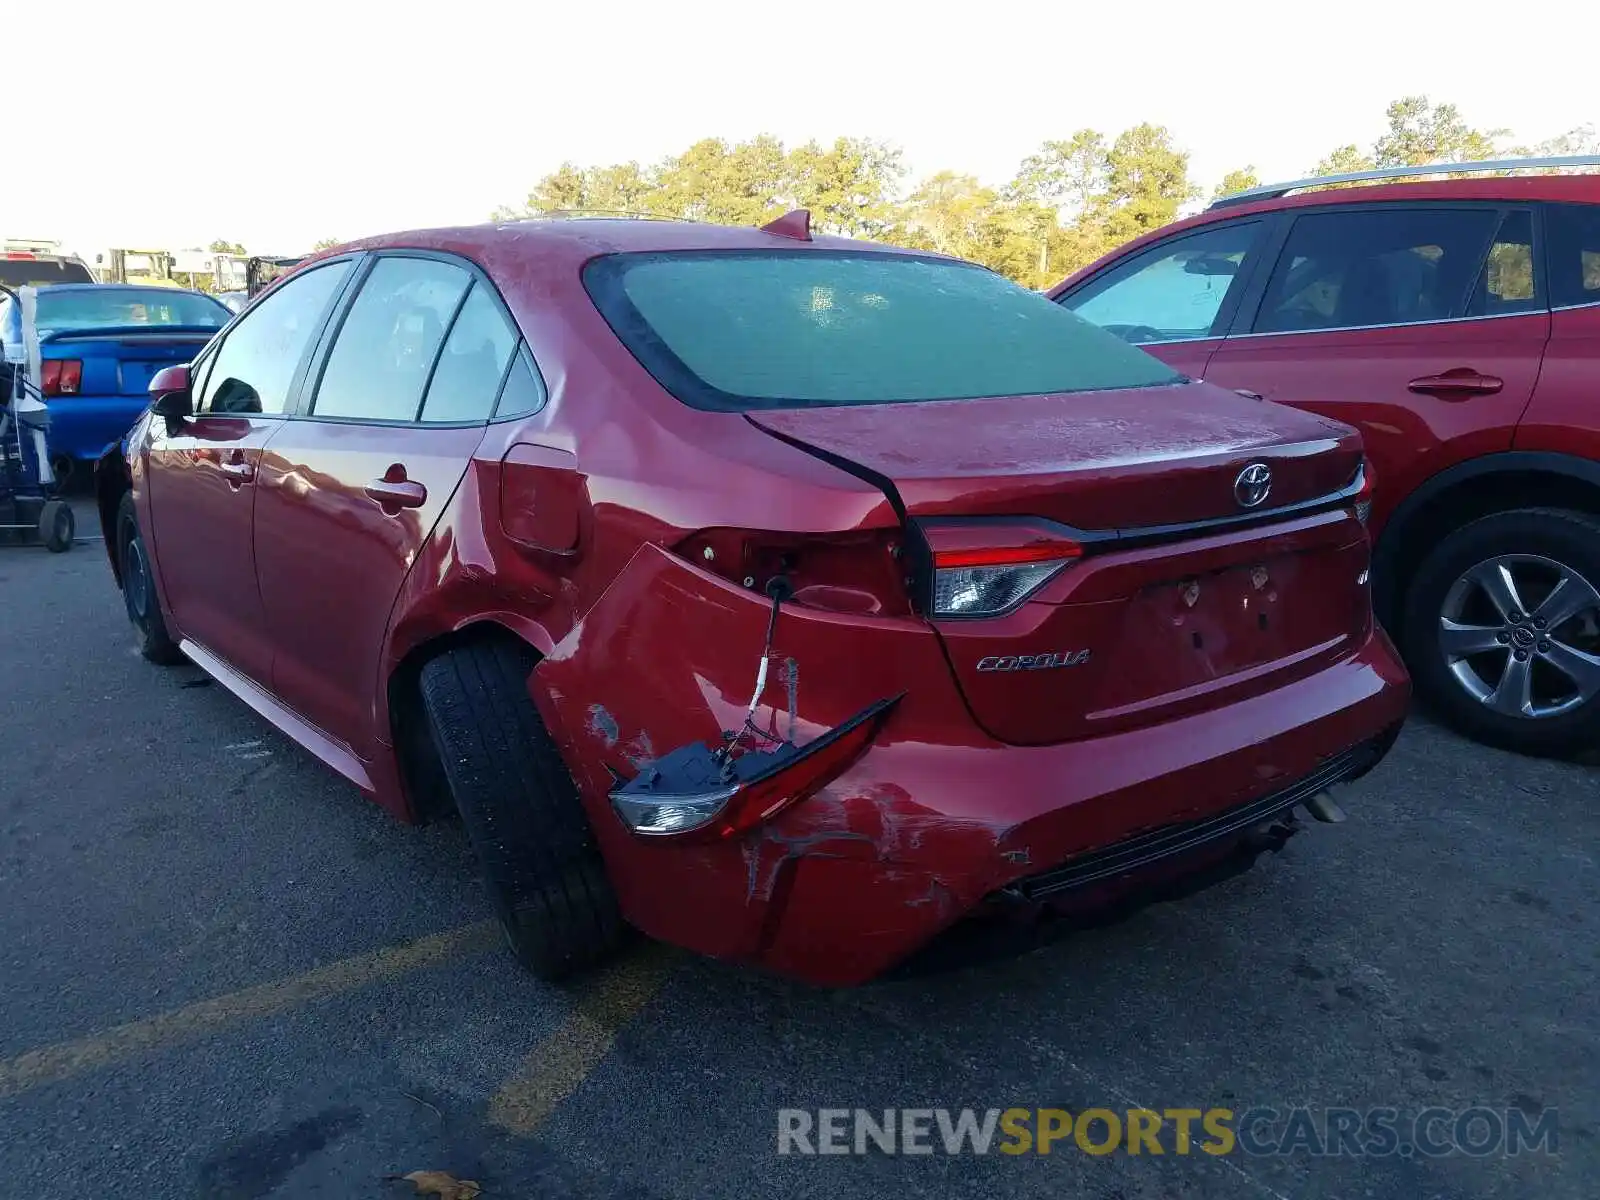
[1402,507,1600,758]
[116,492,184,665]
[39,500,74,552]
[419,640,623,979]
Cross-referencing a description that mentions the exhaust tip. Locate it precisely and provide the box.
[1303,791,1347,824]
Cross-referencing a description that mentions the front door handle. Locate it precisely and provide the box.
[364,472,428,512]
[219,458,255,485]
[1407,368,1504,398]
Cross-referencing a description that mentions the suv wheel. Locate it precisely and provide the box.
[419,639,624,979]
[1403,507,1600,758]
[116,492,184,665]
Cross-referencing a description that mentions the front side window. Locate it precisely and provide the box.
[1253,208,1499,334]
[312,257,470,422]
[196,261,352,416]
[1062,221,1262,344]
[584,251,1179,411]
[1546,202,1600,310]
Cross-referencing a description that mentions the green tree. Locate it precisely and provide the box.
[1099,123,1198,244]
[1008,129,1108,220]
[312,236,343,251]
[649,135,791,225]
[208,238,247,255]
[787,137,904,237]
[1312,143,1377,177]
[1211,167,1260,201]
[1373,95,1506,167]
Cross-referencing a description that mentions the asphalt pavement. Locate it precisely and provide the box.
[0,501,1595,1199]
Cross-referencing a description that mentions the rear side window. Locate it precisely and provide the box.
[1546,203,1600,309]
[1253,208,1499,334]
[197,261,352,416]
[1468,210,1538,316]
[312,257,470,422]
[419,282,518,423]
[0,259,93,289]
[1063,221,1262,344]
[584,251,1179,411]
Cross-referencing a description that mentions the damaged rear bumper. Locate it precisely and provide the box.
[536,543,1409,985]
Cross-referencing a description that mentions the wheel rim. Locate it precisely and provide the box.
[1438,553,1600,719]
[124,533,151,623]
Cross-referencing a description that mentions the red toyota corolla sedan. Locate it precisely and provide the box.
[95,212,1409,985]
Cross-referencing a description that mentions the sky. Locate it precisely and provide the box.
[10,0,1596,259]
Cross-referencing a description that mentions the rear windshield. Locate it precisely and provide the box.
[34,288,230,335]
[0,258,94,289]
[583,250,1181,411]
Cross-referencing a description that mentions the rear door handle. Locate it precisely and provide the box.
[219,459,255,484]
[1407,369,1504,398]
[364,475,428,511]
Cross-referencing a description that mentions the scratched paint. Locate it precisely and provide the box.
[586,703,620,748]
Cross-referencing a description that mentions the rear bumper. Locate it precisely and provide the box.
[38,395,145,462]
[702,627,1408,985]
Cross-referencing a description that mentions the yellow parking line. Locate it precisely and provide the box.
[0,922,499,1100]
[488,944,679,1136]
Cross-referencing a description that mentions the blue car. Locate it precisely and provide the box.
[0,284,230,479]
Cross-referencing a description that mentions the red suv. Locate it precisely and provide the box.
[1052,164,1600,758]
[95,215,1407,985]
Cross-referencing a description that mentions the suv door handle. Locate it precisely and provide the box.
[364,475,428,511]
[219,459,255,484]
[1407,369,1504,398]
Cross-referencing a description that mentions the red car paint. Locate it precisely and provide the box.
[1048,174,1600,625]
[102,218,1408,984]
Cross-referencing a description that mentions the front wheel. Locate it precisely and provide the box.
[1402,507,1600,758]
[419,640,624,980]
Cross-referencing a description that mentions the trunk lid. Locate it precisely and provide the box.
[747,381,1361,530]
[43,328,215,398]
[748,381,1372,745]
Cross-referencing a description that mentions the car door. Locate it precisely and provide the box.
[252,253,519,758]
[1201,204,1550,535]
[1054,217,1272,380]
[142,259,354,686]
[1515,201,1600,460]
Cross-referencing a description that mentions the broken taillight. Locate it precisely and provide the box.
[922,522,1083,618]
[1352,460,1374,525]
[608,696,899,839]
[675,528,911,617]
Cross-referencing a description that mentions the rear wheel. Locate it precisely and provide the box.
[419,640,624,980]
[116,492,183,665]
[1402,507,1600,758]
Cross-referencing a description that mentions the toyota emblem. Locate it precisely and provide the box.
[1234,463,1273,508]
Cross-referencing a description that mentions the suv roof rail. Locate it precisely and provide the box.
[1209,154,1600,210]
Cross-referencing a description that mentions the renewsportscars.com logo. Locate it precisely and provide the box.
[777,1106,1558,1158]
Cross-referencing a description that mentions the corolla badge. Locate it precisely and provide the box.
[1234,462,1273,508]
[976,650,1092,672]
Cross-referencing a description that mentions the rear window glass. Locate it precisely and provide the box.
[583,251,1180,411]
[0,259,94,289]
[34,288,230,335]
[1546,203,1600,309]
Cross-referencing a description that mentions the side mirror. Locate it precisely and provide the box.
[149,364,193,422]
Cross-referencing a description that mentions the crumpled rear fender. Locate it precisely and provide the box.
[531,541,990,966]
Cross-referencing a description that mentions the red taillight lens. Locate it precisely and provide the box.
[923,524,1083,617]
[40,360,82,396]
[1353,460,1375,525]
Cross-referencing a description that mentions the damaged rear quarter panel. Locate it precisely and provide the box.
[532,541,1000,966]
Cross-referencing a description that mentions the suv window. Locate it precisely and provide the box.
[312,257,470,422]
[1546,202,1600,309]
[1062,221,1262,344]
[1253,208,1499,334]
[1468,210,1538,317]
[196,261,352,415]
[419,281,518,423]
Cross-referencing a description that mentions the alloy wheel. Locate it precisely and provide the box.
[1438,553,1600,718]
